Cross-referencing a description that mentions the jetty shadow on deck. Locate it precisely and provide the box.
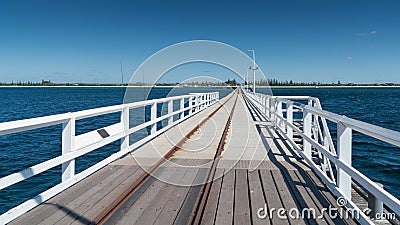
[243,94,358,225]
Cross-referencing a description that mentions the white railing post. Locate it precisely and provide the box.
[337,122,352,199]
[61,114,75,182]
[197,95,201,111]
[194,95,198,112]
[198,95,201,110]
[368,182,384,219]
[263,96,267,116]
[198,95,201,111]
[201,95,205,109]
[193,95,197,114]
[168,100,173,125]
[189,96,194,115]
[287,102,293,141]
[277,101,283,130]
[270,97,276,123]
[303,110,312,160]
[192,95,197,113]
[308,98,313,107]
[121,106,129,151]
[180,97,185,119]
[151,103,157,134]
[265,96,270,120]
[322,136,329,173]
[256,95,261,110]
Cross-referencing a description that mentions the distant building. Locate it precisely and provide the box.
[41,79,52,85]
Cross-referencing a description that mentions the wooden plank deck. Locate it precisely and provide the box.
[9,91,361,225]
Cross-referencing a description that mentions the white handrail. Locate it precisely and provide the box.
[0,91,219,224]
[304,105,400,147]
[243,90,400,224]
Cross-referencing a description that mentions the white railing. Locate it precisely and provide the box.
[244,90,400,225]
[0,92,219,224]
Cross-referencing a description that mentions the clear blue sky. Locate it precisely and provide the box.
[1,0,400,84]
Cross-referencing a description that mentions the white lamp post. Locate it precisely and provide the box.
[247,49,258,93]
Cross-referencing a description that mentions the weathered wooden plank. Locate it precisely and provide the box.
[305,171,359,225]
[101,173,158,225]
[173,167,209,225]
[293,170,347,225]
[199,168,224,225]
[43,165,135,224]
[115,167,186,225]
[272,169,308,225]
[351,189,368,208]
[100,166,179,225]
[133,167,200,225]
[259,169,290,225]
[9,165,121,225]
[234,169,251,225]
[248,170,271,225]
[153,168,201,225]
[282,170,327,225]
[215,169,235,225]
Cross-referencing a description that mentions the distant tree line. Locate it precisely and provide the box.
[252,79,399,87]
[1,78,399,87]
[0,80,125,86]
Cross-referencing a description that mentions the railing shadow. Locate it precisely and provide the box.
[43,203,94,224]
[242,93,352,225]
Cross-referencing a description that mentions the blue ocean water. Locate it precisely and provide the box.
[0,87,399,215]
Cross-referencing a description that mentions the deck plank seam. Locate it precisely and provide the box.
[257,169,273,225]
[246,170,255,225]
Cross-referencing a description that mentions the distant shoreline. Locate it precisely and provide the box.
[0,85,399,88]
[268,85,400,88]
[0,85,232,88]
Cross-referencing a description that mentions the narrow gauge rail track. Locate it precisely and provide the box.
[92,89,240,225]
[191,89,239,225]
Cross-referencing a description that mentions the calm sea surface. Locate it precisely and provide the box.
[0,87,399,214]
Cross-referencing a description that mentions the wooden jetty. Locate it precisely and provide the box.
[1,88,399,225]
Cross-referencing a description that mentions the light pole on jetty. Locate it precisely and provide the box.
[247,49,258,93]
[246,68,249,91]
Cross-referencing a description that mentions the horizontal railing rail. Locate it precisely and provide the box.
[0,92,219,224]
[243,90,400,225]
